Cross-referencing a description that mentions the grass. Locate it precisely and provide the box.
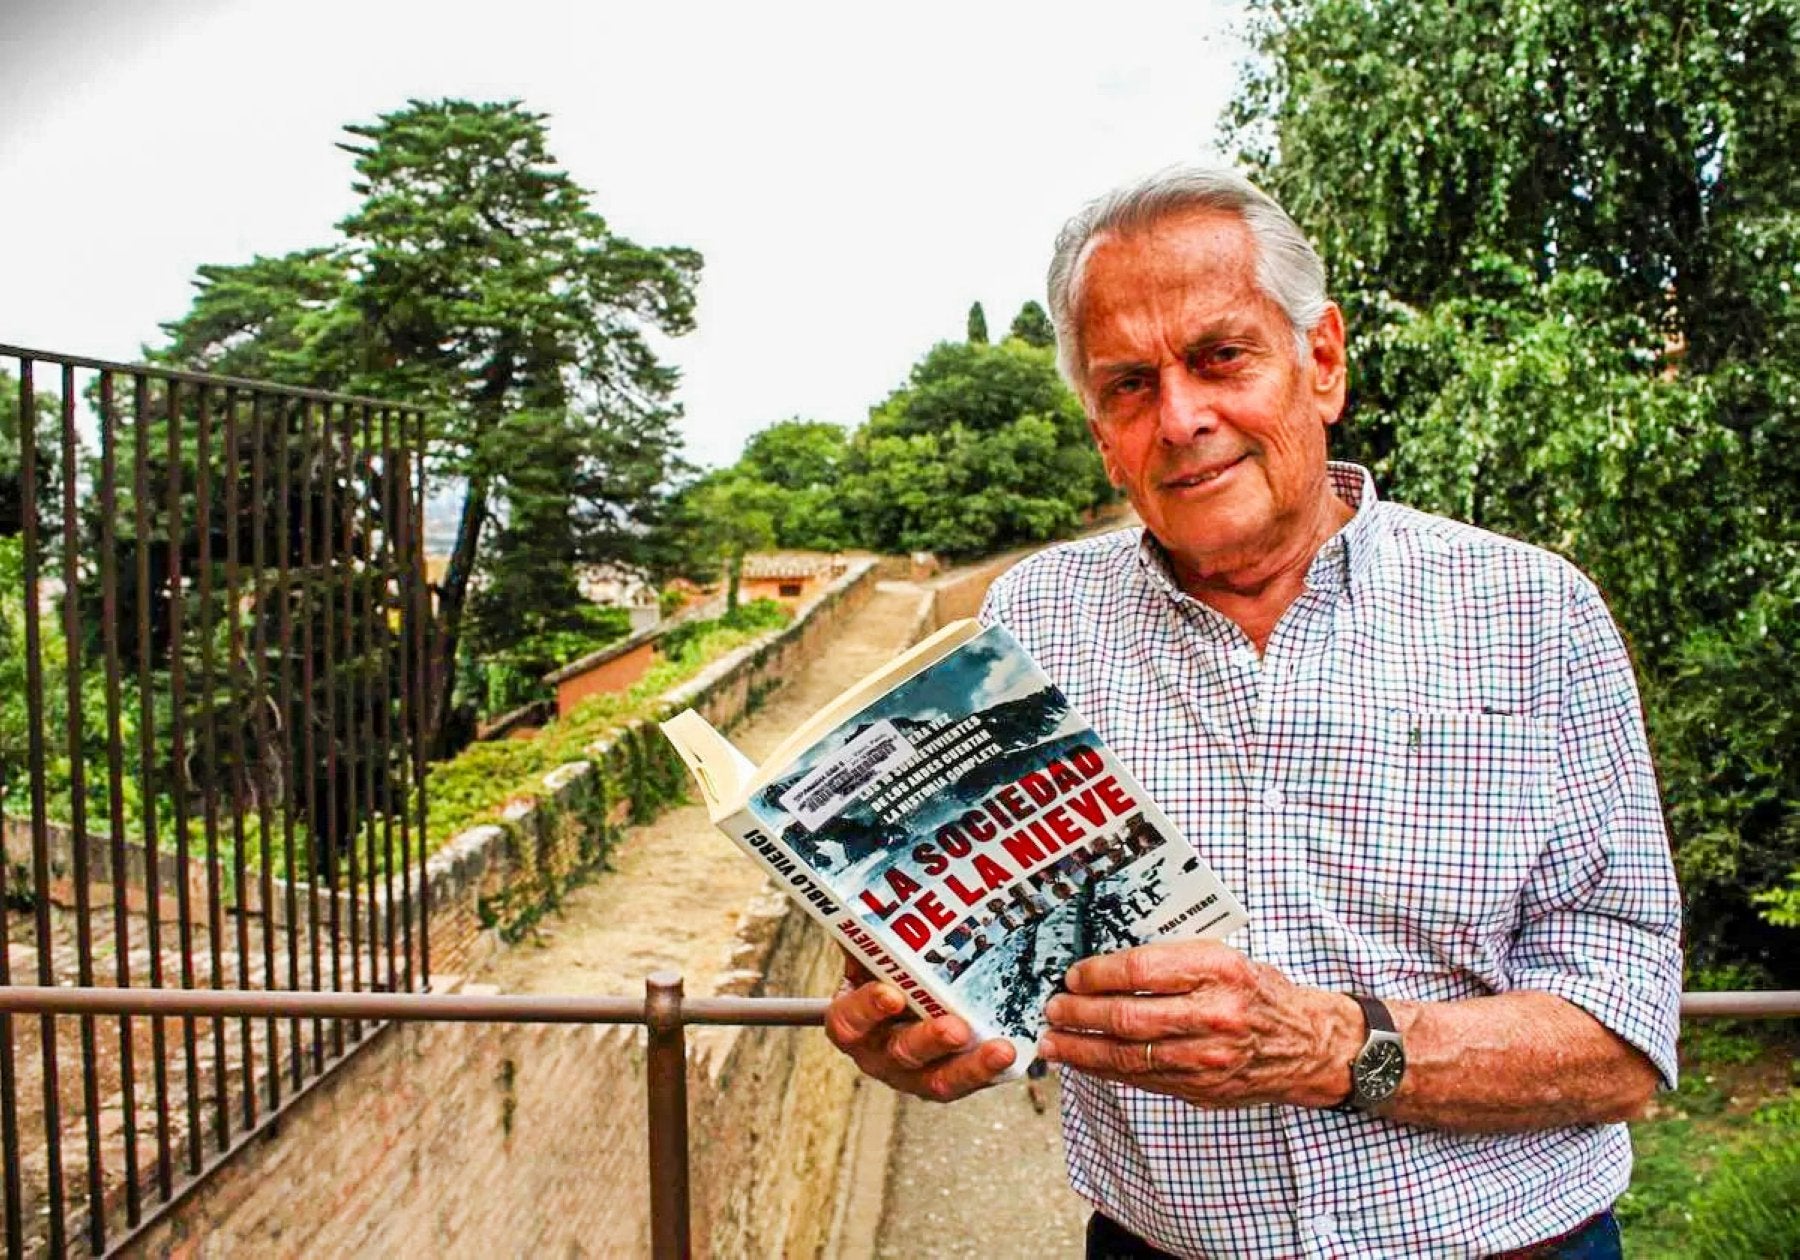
[1619,1019,1800,1258]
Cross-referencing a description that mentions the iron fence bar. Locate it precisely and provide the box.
[413,408,430,990]
[0,343,416,411]
[378,407,398,994]
[21,356,70,1256]
[338,400,364,1032]
[0,812,20,1257]
[223,387,257,1137]
[357,403,379,994]
[250,391,281,1117]
[194,384,232,1156]
[645,972,691,1260]
[134,372,174,1203]
[276,397,303,1092]
[0,985,831,1025]
[59,362,108,1254]
[393,409,415,993]
[99,370,144,1228]
[164,376,203,1177]
[320,399,345,1056]
[300,399,326,1067]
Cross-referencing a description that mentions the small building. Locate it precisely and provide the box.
[576,561,661,633]
[542,625,664,719]
[739,553,845,605]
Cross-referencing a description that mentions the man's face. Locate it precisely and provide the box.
[1073,209,1347,585]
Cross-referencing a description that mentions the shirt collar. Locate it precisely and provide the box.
[1133,460,1386,603]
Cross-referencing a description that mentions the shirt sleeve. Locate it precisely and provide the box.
[1508,572,1684,1088]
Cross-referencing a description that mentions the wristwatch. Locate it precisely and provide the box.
[1332,994,1405,1112]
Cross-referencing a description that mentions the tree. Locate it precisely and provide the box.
[158,99,702,756]
[733,419,853,551]
[966,301,989,345]
[1007,300,1055,349]
[1226,0,1798,371]
[841,339,1111,556]
[678,474,781,611]
[1225,0,1800,976]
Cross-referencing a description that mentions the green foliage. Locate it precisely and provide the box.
[424,599,789,848]
[966,301,989,345]
[735,420,854,551]
[158,98,702,754]
[671,474,781,610]
[1007,300,1055,349]
[1227,0,1799,369]
[1684,1093,1800,1259]
[463,604,632,718]
[1230,0,1800,975]
[841,339,1111,557]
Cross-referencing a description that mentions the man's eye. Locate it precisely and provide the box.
[1108,376,1148,397]
[1204,346,1246,368]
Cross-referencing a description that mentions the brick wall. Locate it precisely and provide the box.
[127,896,858,1258]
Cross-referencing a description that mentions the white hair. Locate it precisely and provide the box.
[1046,166,1329,397]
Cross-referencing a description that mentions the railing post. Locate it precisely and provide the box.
[645,970,692,1259]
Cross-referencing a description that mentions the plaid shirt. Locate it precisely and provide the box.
[979,463,1682,1259]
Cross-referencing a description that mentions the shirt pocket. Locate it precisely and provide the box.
[1305,709,1555,944]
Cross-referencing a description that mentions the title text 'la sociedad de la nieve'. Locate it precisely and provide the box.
[856,743,1146,950]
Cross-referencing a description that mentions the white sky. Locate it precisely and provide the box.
[0,0,1250,471]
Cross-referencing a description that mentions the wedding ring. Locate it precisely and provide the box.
[1144,1041,1156,1072]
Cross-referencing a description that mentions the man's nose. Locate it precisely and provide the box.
[1155,369,1216,445]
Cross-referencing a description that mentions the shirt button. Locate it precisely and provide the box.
[1310,1214,1337,1237]
[1261,786,1286,810]
[1263,930,1288,957]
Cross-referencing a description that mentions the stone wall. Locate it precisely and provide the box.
[126,559,886,1257]
[128,886,857,1258]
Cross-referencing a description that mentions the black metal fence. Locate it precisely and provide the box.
[0,345,432,1254]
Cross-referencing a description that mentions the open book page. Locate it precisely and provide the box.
[659,709,760,820]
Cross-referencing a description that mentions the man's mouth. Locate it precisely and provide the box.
[1163,453,1247,490]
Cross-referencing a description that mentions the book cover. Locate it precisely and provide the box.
[662,619,1247,1076]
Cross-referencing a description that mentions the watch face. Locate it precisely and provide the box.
[1355,1040,1405,1101]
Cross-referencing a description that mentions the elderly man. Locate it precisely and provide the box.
[824,168,1683,1259]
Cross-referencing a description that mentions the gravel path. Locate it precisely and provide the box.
[873,1072,1089,1259]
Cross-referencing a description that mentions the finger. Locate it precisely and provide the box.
[912,1037,1018,1103]
[1064,940,1250,996]
[823,981,908,1049]
[1039,1031,1240,1077]
[1037,1029,1158,1076]
[842,952,877,987]
[1043,992,1197,1041]
[884,1014,977,1071]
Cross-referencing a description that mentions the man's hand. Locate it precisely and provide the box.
[1040,940,1359,1110]
[824,957,1017,1102]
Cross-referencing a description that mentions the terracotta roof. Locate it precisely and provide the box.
[740,553,842,580]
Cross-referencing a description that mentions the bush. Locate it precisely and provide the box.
[1685,1094,1800,1259]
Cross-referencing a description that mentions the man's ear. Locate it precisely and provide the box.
[1309,302,1348,427]
[1087,414,1125,487]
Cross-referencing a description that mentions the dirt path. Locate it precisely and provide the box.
[488,581,933,998]
[873,1074,1089,1258]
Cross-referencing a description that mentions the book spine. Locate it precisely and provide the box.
[712,806,1033,1079]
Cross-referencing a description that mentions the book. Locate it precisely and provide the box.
[660,617,1248,1077]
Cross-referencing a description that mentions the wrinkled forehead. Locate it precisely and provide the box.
[1067,208,1263,330]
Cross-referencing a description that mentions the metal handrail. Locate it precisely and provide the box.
[0,979,1794,1258]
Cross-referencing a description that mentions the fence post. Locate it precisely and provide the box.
[645,970,692,1259]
